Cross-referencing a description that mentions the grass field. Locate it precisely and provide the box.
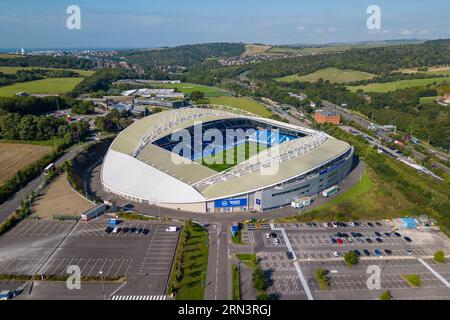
[348,77,450,93]
[419,96,439,104]
[201,142,267,172]
[243,44,272,56]
[0,142,51,185]
[0,66,94,77]
[32,173,94,219]
[0,54,20,59]
[276,67,375,83]
[206,96,272,117]
[159,82,230,97]
[276,168,416,223]
[398,66,450,76]
[175,223,209,300]
[0,77,84,96]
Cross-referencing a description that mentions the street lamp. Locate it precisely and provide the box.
[99,270,105,300]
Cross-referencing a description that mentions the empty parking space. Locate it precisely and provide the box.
[0,218,181,299]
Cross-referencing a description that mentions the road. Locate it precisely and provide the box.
[0,142,92,226]
[321,100,450,175]
[204,223,231,300]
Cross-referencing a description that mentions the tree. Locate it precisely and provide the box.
[434,250,446,263]
[379,290,392,300]
[190,91,205,102]
[344,251,359,266]
[256,293,271,300]
[252,267,269,291]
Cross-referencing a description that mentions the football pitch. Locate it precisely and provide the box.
[200,142,267,172]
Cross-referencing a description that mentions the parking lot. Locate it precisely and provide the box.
[252,221,450,300]
[0,218,180,299]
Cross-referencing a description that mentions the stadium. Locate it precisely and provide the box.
[101,105,354,213]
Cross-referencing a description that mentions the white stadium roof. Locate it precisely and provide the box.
[101,106,351,203]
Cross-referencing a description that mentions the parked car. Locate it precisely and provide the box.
[112,227,120,234]
[351,232,358,237]
[337,239,343,245]
[353,250,361,257]
[333,251,339,257]
[142,229,149,235]
[406,249,413,255]
[394,232,401,237]
[122,227,129,233]
[130,227,137,233]
[375,222,382,227]
[375,232,382,237]
[366,238,373,243]
[286,252,294,260]
[384,249,392,256]
[331,238,337,244]
[363,249,370,256]
[367,222,374,227]
[332,222,338,228]
[404,237,413,243]
[374,249,382,257]
[322,223,328,228]
[265,233,271,239]
[375,238,383,243]
[270,232,277,238]
[274,238,280,245]
[384,232,391,237]
[349,222,355,227]
[166,226,178,232]
[105,227,113,234]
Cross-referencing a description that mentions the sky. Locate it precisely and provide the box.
[1,0,450,49]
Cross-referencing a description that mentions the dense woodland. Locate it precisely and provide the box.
[0,55,94,70]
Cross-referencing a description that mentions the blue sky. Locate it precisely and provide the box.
[1,0,450,49]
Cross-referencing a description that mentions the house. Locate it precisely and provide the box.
[313,110,341,125]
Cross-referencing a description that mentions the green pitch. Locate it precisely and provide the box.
[200,142,267,172]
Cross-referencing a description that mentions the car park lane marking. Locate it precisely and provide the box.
[417,258,450,289]
[270,223,314,300]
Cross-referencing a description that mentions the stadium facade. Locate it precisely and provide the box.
[101,106,354,213]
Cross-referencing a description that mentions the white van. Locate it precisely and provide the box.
[166,226,177,232]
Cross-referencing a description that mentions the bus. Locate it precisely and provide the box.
[43,163,55,175]
[322,185,339,197]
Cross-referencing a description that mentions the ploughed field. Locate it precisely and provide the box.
[0,142,51,184]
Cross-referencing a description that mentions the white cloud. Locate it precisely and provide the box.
[296,26,305,31]
[369,29,390,35]
[315,28,323,33]
[400,29,412,35]
[418,29,429,35]
[327,27,336,33]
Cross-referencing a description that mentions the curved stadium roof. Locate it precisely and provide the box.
[101,106,351,203]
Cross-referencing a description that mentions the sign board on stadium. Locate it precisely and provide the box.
[214,198,248,208]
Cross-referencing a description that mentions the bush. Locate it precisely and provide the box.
[434,250,446,263]
[402,274,421,287]
[379,290,393,300]
[344,251,359,266]
[315,268,331,290]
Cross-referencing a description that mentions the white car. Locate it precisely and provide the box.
[332,222,338,228]
[274,238,280,245]
[333,251,339,257]
[349,222,355,227]
[112,227,119,234]
[166,226,177,232]
[265,233,270,239]
[322,223,328,228]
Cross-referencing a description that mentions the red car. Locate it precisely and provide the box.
[337,239,343,245]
